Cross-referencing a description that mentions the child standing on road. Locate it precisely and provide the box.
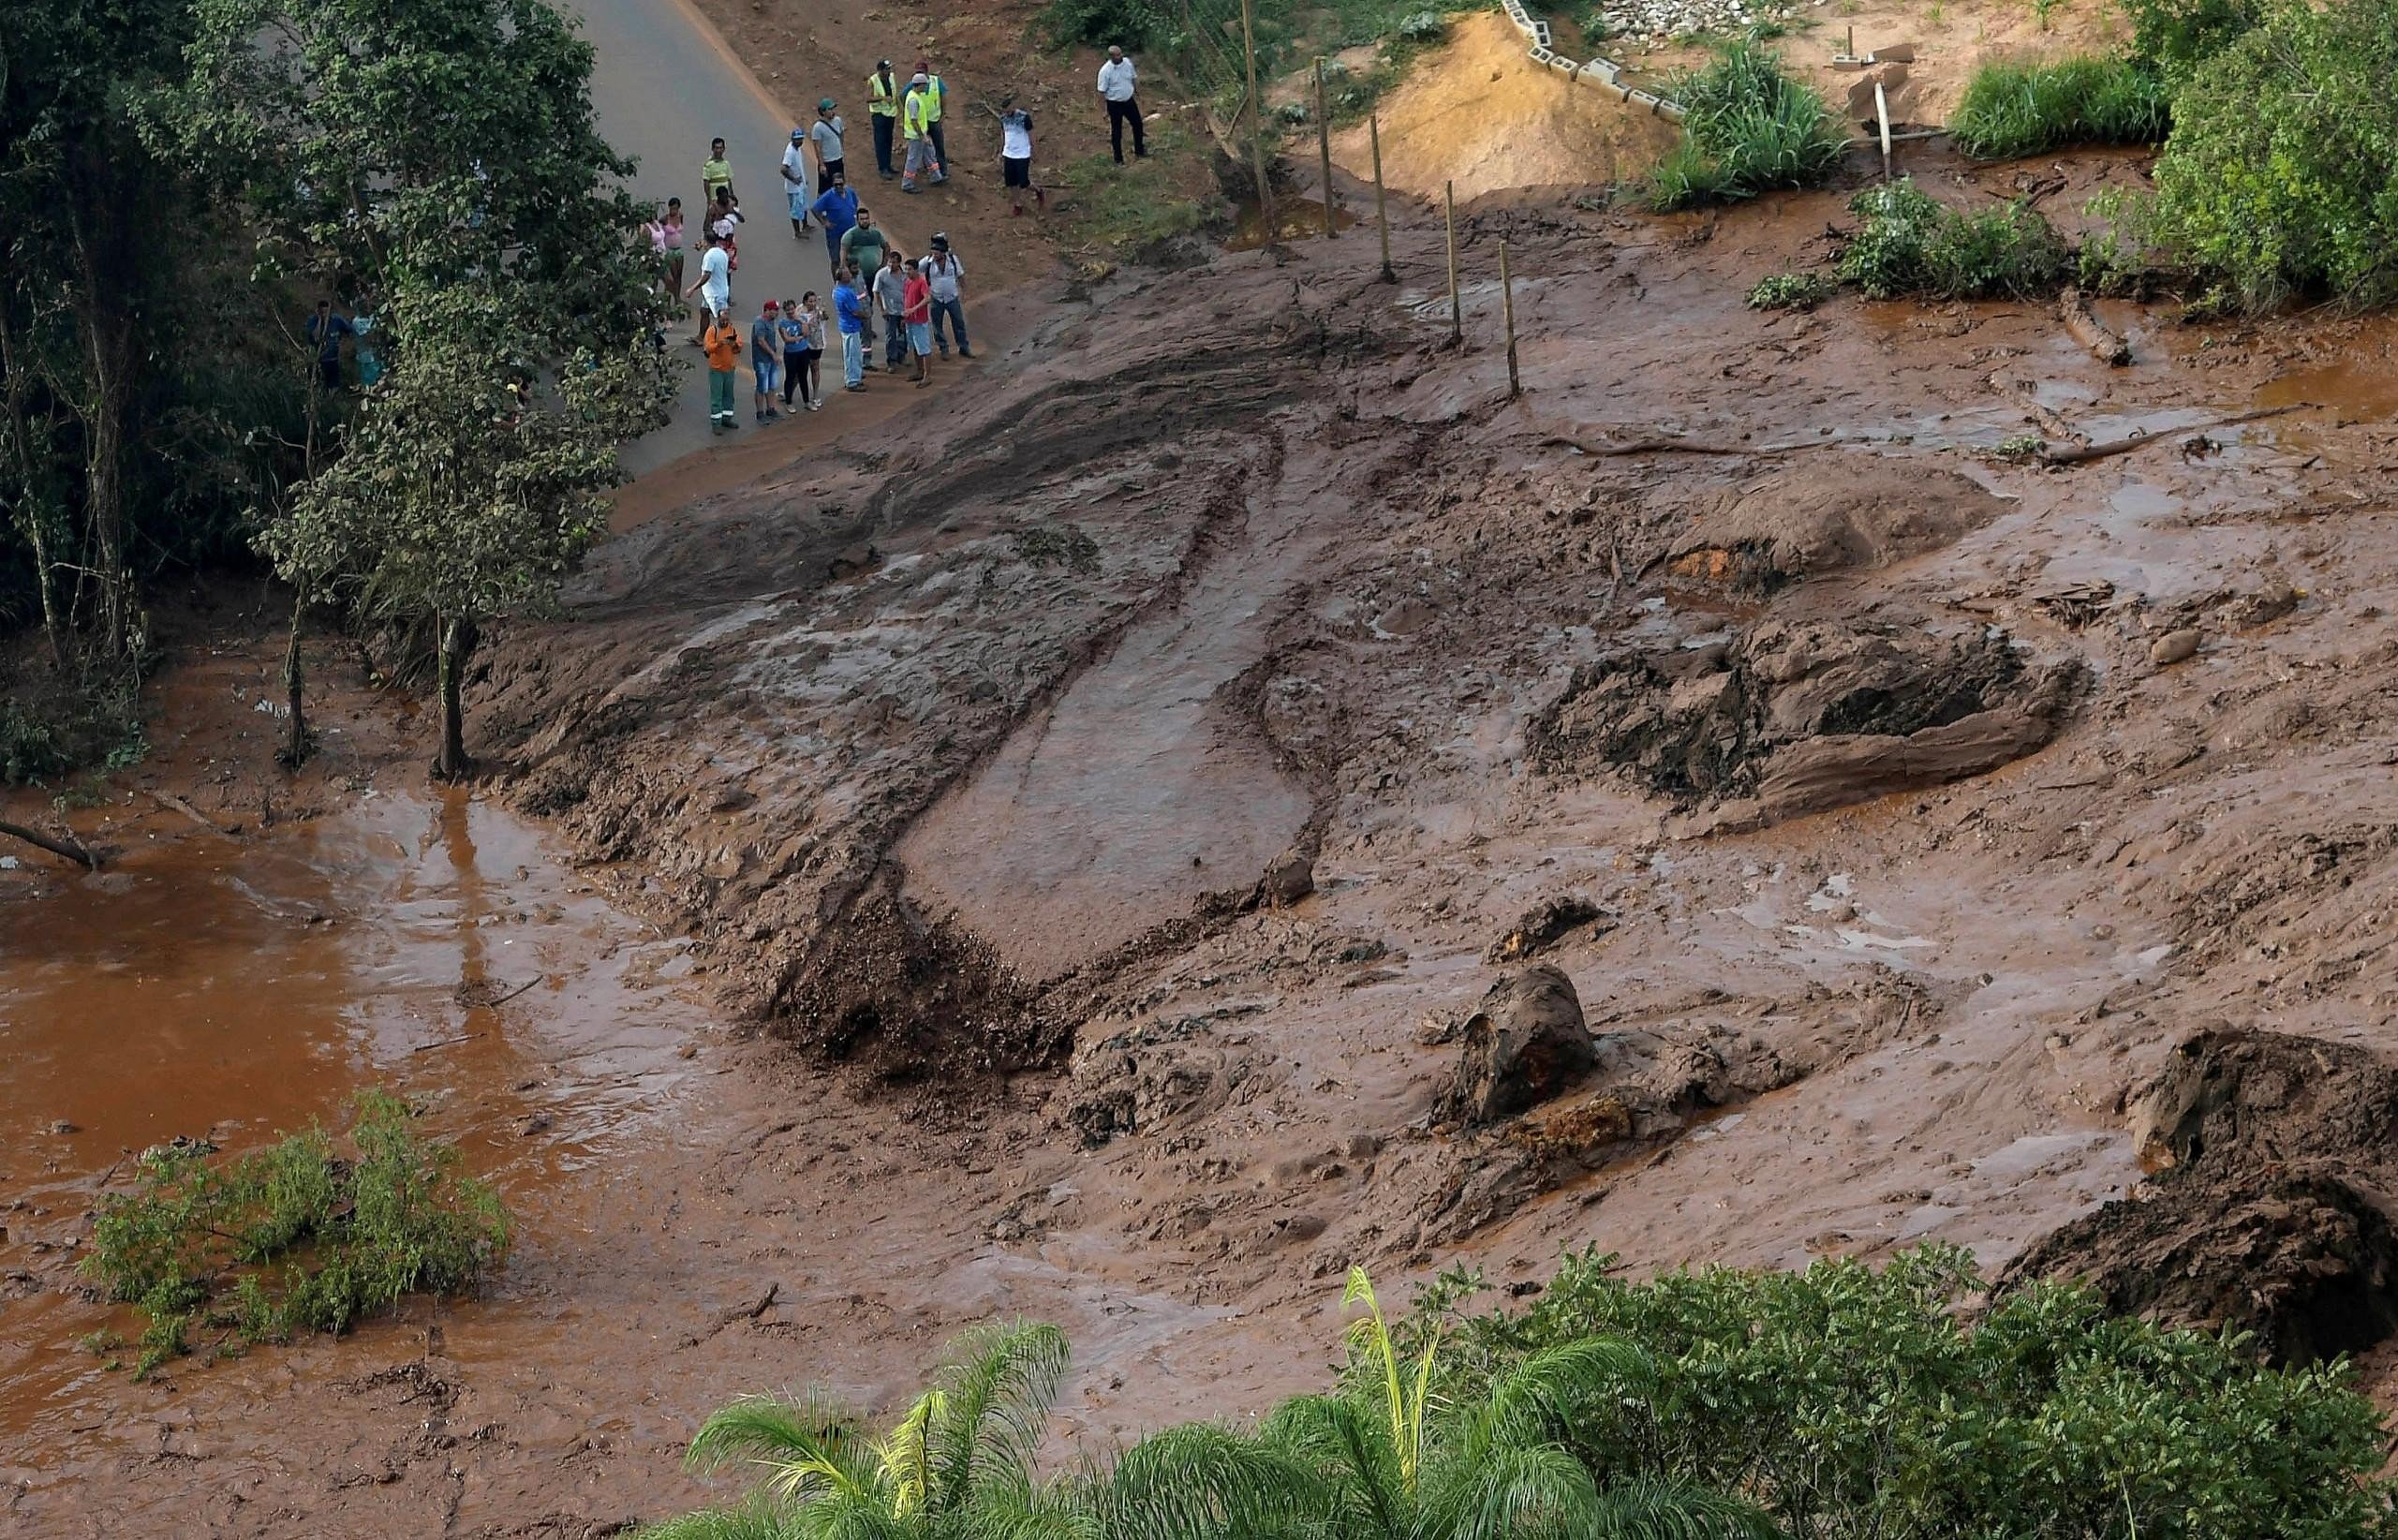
[750,299,783,423]
[702,308,741,433]
[901,262,933,387]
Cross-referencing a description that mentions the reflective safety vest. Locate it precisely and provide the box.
[903,86,932,139]
[866,70,898,117]
[920,73,945,123]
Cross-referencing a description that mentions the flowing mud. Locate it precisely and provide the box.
[17,119,2398,1535]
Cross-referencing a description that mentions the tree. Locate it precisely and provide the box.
[260,286,669,777]
[669,1320,1088,1540]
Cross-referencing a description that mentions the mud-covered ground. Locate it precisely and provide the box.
[13,141,2398,1533]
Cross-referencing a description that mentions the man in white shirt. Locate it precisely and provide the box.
[1096,46,1145,165]
[779,127,811,238]
[681,228,733,345]
[916,231,971,360]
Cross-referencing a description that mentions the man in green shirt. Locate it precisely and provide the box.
[702,136,734,206]
[837,209,889,363]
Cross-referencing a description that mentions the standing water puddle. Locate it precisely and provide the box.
[0,790,699,1444]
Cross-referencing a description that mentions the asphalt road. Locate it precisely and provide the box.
[561,0,852,475]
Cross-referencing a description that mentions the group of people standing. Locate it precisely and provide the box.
[635,44,1151,434]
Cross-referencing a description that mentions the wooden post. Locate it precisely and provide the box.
[1313,58,1336,239]
[1874,81,1893,180]
[1369,113,1394,283]
[1499,238,1518,397]
[1444,179,1459,345]
[1241,0,1274,242]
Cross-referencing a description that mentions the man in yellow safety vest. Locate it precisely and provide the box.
[901,73,945,192]
[865,59,899,180]
[913,57,950,173]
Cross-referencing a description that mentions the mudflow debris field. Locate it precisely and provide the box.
[14,144,2398,1534]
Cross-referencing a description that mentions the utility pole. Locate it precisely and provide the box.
[1313,58,1337,239]
[1241,0,1274,242]
[1369,114,1393,282]
[1444,180,1460,345]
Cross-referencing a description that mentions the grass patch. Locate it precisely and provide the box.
[1948,56,2170,159]
[1646,39,1846,211]
[81,1089,509,1377]
[1836,178,2067,299]
[1053,122,1222,265]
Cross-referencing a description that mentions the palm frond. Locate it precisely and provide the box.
[1341,1267,1415,1495]
[1461,1336,1654,1463]
[927,1320,1071,1511]
[629,1496,792,1540]
[1585,1474,1784,1540]
[1264,1394,1406,1540]
[1419,1441,1599,1540]
[1097,1422,1327,1540]
[961,1466,1104,1540]
[882,1391,944,1516]
[686,1391,878,1508]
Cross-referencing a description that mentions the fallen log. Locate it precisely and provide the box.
[2060,287,2130,366]
[2041,403,2312,466]
[0,819,98,870]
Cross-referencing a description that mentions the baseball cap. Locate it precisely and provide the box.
[764,299,780,310]
[910,71,928,85]
[930,231,949,250]
[819,97,836,111]
[791,127,805,141]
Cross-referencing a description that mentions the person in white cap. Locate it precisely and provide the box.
[779,126,811,238]
[917,232,971,360]
[1097,45,1145,163]
[901,72,945,192]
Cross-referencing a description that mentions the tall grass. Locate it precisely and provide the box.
[1647,41,1848,211]
[1947,56,2171,159]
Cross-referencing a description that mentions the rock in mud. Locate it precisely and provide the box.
[1663,464,2008,597]
[1529,619,2082,833]
[2148,628,2201,667]
[1485,896,1614,963]
[2006,1029,2398,1365]
[1257,848,1315,908]
[1435,965,1597,1126]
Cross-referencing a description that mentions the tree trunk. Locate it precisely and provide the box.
[0,304,64,662]
[279,596,310,768]
[433,615,472,781]
[0,819,98,870]
[65,138,142,665]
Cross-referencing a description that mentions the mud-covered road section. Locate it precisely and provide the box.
[467,144,2398,1379]
[21,148,2398,1533]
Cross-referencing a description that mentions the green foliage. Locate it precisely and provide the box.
[1836,179,2067,299]
[1056,123,1219,260]
[1746,271,1835,310]
[80,1090,510,1369]
[1399,1243,2398,1540]
[644,1248,2398,1538]
[2121,0,2262,76]
[1043,0,1160,49]
[1947,56,2170,159]
[1647,41,1847,211]
[2144,0,2398,311]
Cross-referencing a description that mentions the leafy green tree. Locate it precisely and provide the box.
[261,285,670,777]
[664,1321,1087,1540]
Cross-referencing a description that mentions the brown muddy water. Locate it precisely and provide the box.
[0,792,702,1455]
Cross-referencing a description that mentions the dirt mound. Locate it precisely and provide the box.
[2008,1030,2398,1365]
[1326,11,1680,201]
[1664,464,2011,597]
[1436,964,1598,1126]
[1530,618,2082,832]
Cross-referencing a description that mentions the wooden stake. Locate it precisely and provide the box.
[1444,179,1459,345]
[1241,0,1273,240]
[1369,113,1394,282]
[1499,238,1518,398]
[1314,58,1336,239]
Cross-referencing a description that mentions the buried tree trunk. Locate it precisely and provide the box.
[433,615,475,782]
[279,598,311,768]
[2059,287,2130,367]
[0,819,98,870]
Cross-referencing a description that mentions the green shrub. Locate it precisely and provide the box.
[1948,55,2170,159]
[1747,270,1835,309]
[1041,0,1157,49]
[81,1090,510,1370]
[1836,178,2067,299]
[1395,8,1447,41]
[1388,1244,2398,1540]
[1647,40,1847,210]
[2146,0,2398,311]
[2123,0,2262,75]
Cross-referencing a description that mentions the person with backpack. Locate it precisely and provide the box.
[809,99,847,192]
[917,233,971,360]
